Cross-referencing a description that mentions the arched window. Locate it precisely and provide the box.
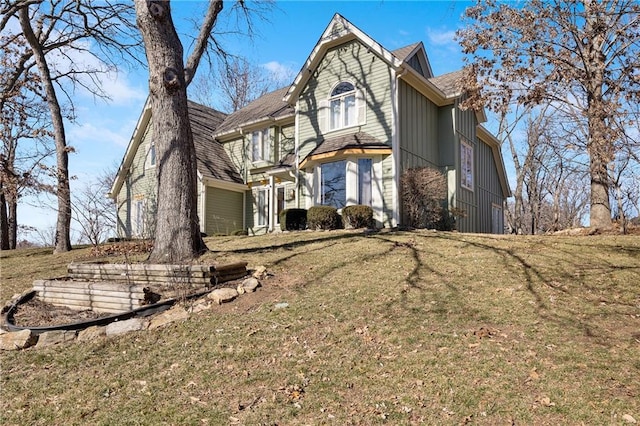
[329,81,356,130]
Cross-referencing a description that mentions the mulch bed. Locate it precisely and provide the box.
[10,298,112,328]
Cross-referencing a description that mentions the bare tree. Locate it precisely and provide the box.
[458,0,640,230]
[71,167,118,247]
[0,34,54,250]
[3,1,140,253]
[134,0,271,262]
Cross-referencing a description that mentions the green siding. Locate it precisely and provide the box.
[297,39,394,161]
[116,124,157,238]
[398,79,439,170]
[205,187,244,235]
[453,103,478,233]
[476,140,505,233]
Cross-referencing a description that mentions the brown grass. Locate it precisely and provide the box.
[1,230,639,425]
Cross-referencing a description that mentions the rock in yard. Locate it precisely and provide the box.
[274,302,289,310]
[252,266,268,279]
[77,326,106,342]
[36,330,77,348]
[149,305,189,330]
[623,414,637,424]
[241,277,261,293]
[208,288,239,305]
[0,329,38,351]
[105,318,147,337]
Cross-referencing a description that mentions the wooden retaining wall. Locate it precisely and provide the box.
[33,262,249,314]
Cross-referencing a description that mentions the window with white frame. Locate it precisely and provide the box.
[251,129,270,162]
[460,139,474,190]
[357,158,372,205]
[133,198,146,237]
[320,160,347,209]
[329,82,357,130]
[146,142,156,169]
[256,189,268,226]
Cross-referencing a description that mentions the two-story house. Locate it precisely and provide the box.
[109,13,510,237]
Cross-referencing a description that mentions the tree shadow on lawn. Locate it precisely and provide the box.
[422,232,640,348]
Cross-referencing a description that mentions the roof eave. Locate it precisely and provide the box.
[108,98,152,199]
[284,13,403,105]
[477,125,511,198]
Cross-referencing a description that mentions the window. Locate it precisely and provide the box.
[276,187,285,224]
[133,198,146,237]
[146,143,156,169]
[329,82,356,130]
[251,129,270,162]
[320,160,346,209]
[257,189,268,227]
[358,158,372,205]
[460,139,474,190]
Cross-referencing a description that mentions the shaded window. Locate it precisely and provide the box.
[329,82,356,130]
[320,160,346,209]
[252,129,270,162]
[461,140,474,190]
[276,187,285,224]
[358,158,372,205]
[257,189,268,226]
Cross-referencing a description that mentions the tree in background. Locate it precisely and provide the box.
[2,1,140,253]
[71,167,118,247]
[0,35,54,250]
[401,167,451,230]
[134,0,271,262]
[458,0,640,230]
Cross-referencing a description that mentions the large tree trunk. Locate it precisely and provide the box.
[585,1,613,230]
[0,185,9,250]
[135,0,206,263]
[18,7,72,253]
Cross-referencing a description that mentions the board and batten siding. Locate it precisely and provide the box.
[116,124,157,238]
[398,79,440,170]
[204,187,244,236]
[453,102,478,233]
[297,39,394,162]
[476,140,505,234]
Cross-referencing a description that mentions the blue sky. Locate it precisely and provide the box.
[20,0,489,240]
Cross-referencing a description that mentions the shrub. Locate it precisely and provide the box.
[401,167,451,230]
[279,208,308,231]
[231,229,248,236]
[342,205,374,229]
[307,206,342,230]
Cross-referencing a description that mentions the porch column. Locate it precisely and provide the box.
[268,175,275,232]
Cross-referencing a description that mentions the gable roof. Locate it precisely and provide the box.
[188,101,243,184]
[213,87,294,138]
[283,13,463,109]
[109,100,241,198]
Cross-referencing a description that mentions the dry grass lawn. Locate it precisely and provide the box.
[1,229,639,425]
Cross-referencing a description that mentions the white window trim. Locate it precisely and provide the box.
[145,142,156,170]
[255,187,269,228]
[460,139,474,191]
[251,128,271,164]
[327,81,364,132]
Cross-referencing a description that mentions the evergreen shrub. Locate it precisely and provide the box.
[307,206,342,230]
[342,205,374,229]
[279,208,308,231]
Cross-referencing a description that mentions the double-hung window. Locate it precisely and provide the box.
[329,82,356,130]
[251,129,270,162]
[256,189,268,226]
[460,139,474,190]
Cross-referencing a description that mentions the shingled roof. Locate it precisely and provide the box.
[306,132,389,157]
[428,70,464,98]
[213,87,294,136]
[391,42,421,62]
[188,101,244,185]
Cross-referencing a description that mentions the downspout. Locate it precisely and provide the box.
[268,175,275,232]
[294,102,301,208]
